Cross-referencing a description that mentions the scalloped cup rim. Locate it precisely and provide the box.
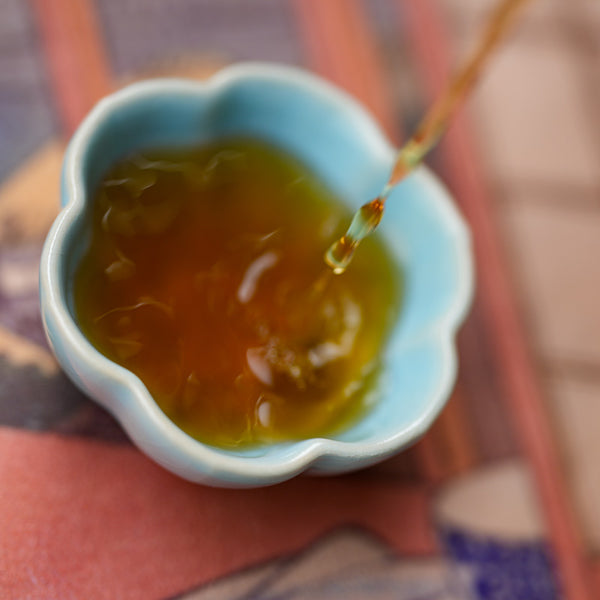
[40,63,474,487]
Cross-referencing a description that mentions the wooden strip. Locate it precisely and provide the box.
[437,388,479,476]
[413,388,479,484]
[591,559,600,596]
[409,401,478,484]
[411,432,447,483]
[28,0,112,136]
[398,0,594,597]
[292,0,400,143]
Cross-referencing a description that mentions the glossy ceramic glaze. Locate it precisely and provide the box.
[39,64,473,487]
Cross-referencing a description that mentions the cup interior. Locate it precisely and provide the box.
[50,69,471,480]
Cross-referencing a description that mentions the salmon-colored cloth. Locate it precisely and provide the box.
[0,427,433,599]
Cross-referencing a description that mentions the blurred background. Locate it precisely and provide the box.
[1,0,598,598]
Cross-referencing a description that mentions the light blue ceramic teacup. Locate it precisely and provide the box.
[39,63,473,487]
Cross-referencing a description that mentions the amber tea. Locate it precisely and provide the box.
[74,139,401,448]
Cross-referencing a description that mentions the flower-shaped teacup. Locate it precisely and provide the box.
[39,63,473,487]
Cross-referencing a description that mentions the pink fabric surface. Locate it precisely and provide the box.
[0,427,434,599]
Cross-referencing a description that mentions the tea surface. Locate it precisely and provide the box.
[74,139,401,448]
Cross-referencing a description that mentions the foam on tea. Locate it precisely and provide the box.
[74,139,401,448]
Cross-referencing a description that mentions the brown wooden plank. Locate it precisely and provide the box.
[398,0,594,596]
[28,0,112,136]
